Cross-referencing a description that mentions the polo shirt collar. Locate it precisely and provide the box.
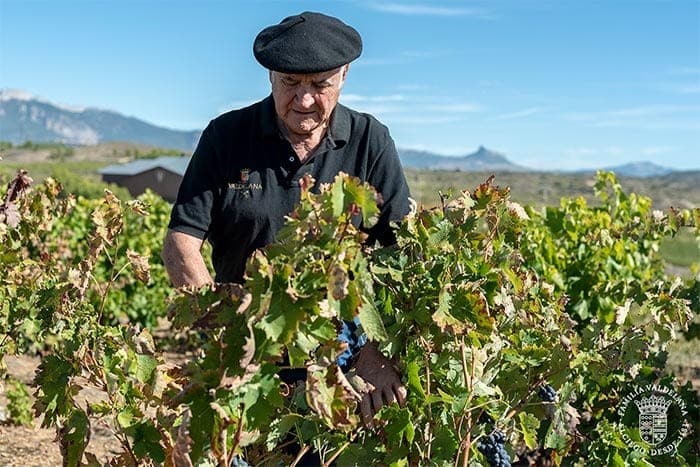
[330,103,351,146]
[259,94,351,147]
[260,95,280,139]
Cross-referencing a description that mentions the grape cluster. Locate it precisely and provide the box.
[477,430,511,467]
[537,384,557,402]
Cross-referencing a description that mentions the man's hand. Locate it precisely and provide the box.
[350,341,406,427]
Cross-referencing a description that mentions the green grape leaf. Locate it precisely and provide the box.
[378,406,415,446]
[406,361,426,400]
[518,412,540,450]
[265,414,300,451]
[358,301,388,342]
[132,421,166,462]
[117,407,137,429]
[135,354,158,384]
[34,355,74,425]
[259,295,306,344]
[59,409,89,467]
[330,175,346,218]
[343,176,380,227]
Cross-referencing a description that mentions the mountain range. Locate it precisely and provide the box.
[0,89,200,152]
[0,89,680,177]
[400,146,530,172]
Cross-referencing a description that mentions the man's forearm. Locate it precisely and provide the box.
[161,230,213,288]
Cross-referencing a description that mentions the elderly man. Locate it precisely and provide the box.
[162,11,410,430]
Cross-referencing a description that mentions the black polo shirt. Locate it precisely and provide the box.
[168,95,411,283]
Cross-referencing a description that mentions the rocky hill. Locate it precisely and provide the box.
[399,146,529,171]
[0,89,200,152]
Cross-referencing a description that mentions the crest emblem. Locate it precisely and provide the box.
[634,394,672,445]
[240,168,250,184]
[227,168,261,194]
[618,383,690,456]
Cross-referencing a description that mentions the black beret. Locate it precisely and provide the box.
[253,11,362,73]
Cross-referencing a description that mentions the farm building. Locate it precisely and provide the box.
[99,156,190,201]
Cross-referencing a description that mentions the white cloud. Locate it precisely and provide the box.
[424,103,481,113]
[607,105,699,118]
[341,94,406,103]
[355,49,448,67]
[341,92,481,117]
[368,2,493,18]
[383,115,456,125]
[0,88,89,112]
[594,120,700,130]
[354,57,409,67]
[396,83,433,91]
[492,107,547,121]
[670,84,700,94]
[563,105,700,130]
[344,103,408,114]
[667,67,700,76]
[641,146,678,155]
[564,146,625,157]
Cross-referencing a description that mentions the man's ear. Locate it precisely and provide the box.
[339,64,349,89]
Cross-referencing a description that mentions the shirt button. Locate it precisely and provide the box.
[288,157,295,162]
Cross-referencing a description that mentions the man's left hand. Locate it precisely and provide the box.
[350,341,406,427]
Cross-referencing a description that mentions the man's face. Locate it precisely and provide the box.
[270,65,348,137]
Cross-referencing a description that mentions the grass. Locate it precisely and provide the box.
[0,161,131,200]
[0,160,108,179]
[660,228,700,268]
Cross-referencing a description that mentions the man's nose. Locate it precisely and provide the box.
[295,87,315,108]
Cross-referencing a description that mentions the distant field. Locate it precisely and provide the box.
[0,160,107,179]
[405,169,700,269]
[0,160,130,200]
[405,169,700,210]
[1,160,697,268]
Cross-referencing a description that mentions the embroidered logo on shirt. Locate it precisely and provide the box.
[228,168,262,193]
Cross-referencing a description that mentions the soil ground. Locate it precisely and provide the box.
[0,355,121,466]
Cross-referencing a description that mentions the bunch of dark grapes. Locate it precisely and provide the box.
[537,384,557,402]
[477,430,511,467]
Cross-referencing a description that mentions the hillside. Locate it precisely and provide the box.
[0,89,200,152]
[0,141,189,164]
[571,161,675,178]
[399,146,529,172]
[404,168,700,210]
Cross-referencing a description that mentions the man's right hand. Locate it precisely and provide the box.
[350,342,406,427]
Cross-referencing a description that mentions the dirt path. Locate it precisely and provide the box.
[0,355,121,466]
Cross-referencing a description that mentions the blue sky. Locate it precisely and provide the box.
[1,0,699,170]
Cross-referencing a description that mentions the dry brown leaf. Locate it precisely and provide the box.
[127,249,151,283]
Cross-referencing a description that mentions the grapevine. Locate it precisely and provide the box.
[0,169,697,466]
